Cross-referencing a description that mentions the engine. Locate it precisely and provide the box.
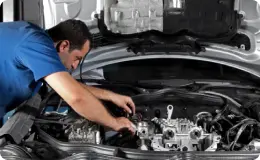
[42,104,221,152]
[135,105,220,151]
[136,119,220,151]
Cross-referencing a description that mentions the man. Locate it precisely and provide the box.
[0,19,136,133]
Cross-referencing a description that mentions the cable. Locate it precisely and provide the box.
[222,117,234,126]
[79,51,90,83]
[209,121,223,132]
[79,34,93,83]
[79,53,88,83]
[56,99,63,112]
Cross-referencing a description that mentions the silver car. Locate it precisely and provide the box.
[1,0,260,159]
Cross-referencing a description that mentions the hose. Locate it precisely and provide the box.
[199,91,241,108]
[230,119,260,151]
[226,118,251,144]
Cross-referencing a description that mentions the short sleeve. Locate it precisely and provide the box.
[16,31,67,81]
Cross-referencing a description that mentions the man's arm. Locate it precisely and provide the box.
[44,71,135,133]
[79,83,135,114]
[79,83,113,101]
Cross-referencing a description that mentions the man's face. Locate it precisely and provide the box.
[57,40,90,71]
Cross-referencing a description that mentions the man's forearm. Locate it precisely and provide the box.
[70,89,119,130]
[80,83,114,101]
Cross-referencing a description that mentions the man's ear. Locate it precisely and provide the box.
[58,40,70,53]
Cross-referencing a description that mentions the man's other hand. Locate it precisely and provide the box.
[109,93,136,114]
[114,117,136,135]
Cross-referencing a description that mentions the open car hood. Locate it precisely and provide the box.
[42,0,260,78]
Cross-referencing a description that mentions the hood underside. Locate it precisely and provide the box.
[42,0,260,78]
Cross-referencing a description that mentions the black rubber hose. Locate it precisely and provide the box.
[226,119,253,144]
[231,120,260,151]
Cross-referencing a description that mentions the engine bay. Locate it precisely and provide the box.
[2,81,260,160]
[36,85,260,153]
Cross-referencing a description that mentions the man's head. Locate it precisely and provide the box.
[47,19,92,70]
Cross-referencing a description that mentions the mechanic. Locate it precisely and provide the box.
[0,19,136,133]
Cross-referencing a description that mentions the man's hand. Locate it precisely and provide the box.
[109,93,136,114]
[114,117,136,134]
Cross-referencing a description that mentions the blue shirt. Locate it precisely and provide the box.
[0,21,67,117]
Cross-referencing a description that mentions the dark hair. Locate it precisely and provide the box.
[46,19,92,51]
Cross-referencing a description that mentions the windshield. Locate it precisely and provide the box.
[83,59,260,84]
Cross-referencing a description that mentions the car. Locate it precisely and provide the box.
[1,0,260,159]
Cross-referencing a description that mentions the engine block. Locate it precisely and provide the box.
[135,105,220,151]
[136,118,220,151]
